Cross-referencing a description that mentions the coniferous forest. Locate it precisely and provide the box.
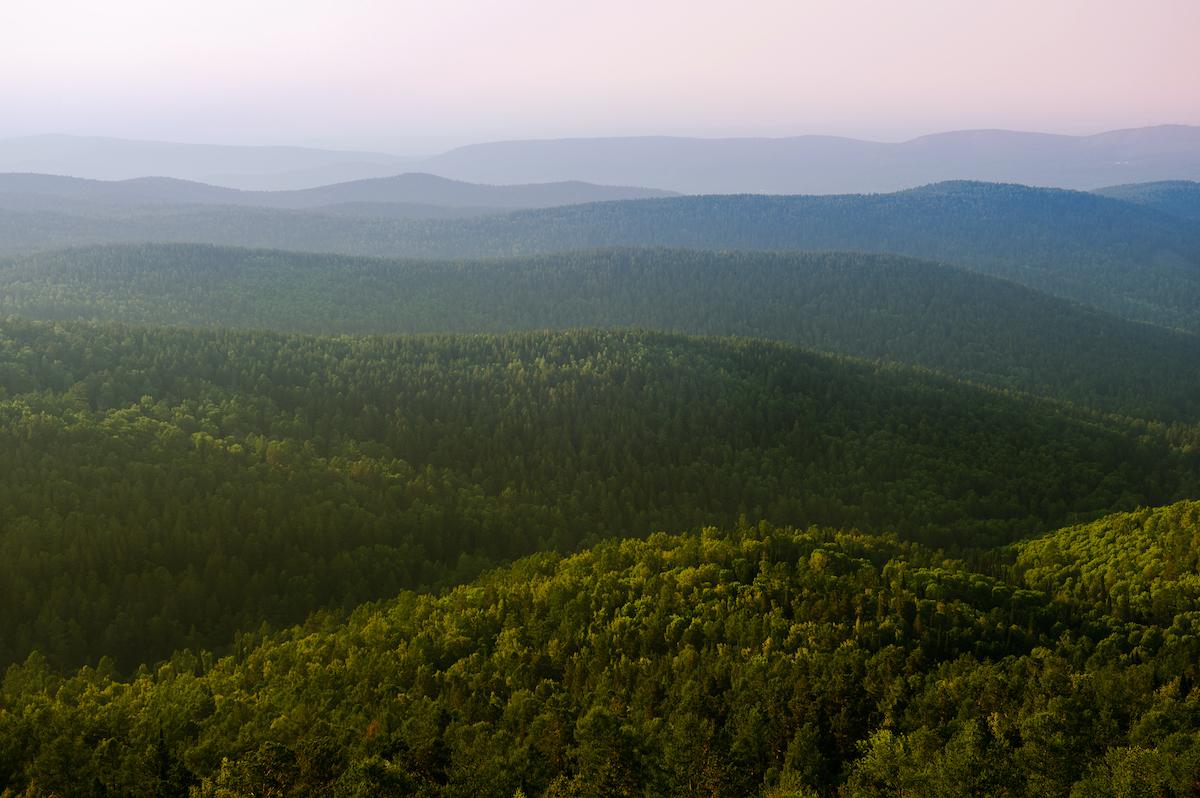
[2,166,1200,795]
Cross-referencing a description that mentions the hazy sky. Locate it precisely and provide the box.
[2,0,1197,153]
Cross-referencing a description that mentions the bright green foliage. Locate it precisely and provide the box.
[5,245,1200,422]
[3,504,1200,796]
[3,318,1192,670]
[1016,502,1200,629]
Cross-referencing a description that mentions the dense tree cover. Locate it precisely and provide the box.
[1094,180,1200,221]
[0,317,1195,671]
[1014,501,1200,628]
[3,503,1200,796]
[5,244,1200,423]
[371,182,1199,333]
[2,181,1198,330]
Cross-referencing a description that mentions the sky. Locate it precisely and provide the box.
[1,0,1197,154]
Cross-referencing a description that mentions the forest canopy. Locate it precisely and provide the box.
[3,503,1200,796]
[0,318,1194,671]
[4,244,1200,423]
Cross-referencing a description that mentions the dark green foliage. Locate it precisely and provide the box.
[0,317,1193,671]
[3,181,1198,330]
[4,504,1200,796]
[5,244,1200,423]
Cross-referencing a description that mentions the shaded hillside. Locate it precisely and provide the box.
[0,320,1192,669]
[3,502,1199,795]
[1094,180,1200,221]
[5,244,1200,422]
[356,181,1199,331]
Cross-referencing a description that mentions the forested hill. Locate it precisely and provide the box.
[0,318,1194,670]
[359,181,1199,332]
[6,244,1200,423]
[3,501,1199,796]
[1093,180,1200,221]
[2,181,1198,331]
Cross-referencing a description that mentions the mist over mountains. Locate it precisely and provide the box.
[3,179,1197,334]
[3,125,1199,193]
[423,125,1200,193]
[0,134,415,189]
[0,171,675,214]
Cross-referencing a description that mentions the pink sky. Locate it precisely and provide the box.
[2,0,1197,153]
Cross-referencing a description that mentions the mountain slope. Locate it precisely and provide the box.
[365,181,1200,331]
[380,181,1197,280]
[1015,500,1200,625]
[5,244,1200,422]
[0,319,1192,669]
[2,181,1197,331]
[1094,180,1200,221]
[3,502,1199,796]
[420,125,1200,193]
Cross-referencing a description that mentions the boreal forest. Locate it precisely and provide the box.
[1,169,1199,797]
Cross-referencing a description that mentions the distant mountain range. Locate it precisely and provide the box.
[3,126,1199,193]
[0,134,415,189]
[1,180,1197,331]
[423,126,1200,193]
[0,172,675,215]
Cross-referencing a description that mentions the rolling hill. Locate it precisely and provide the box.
[0,171,674,214]
[0,133,415,189]
[2,158,1200,797]
[4,244,1200,422]
[1094,180,1200,221]
[3,181,1195,332]
[8,126,1200,195]
[420,125,1200,193]
[3,501,1199,795]
[0,319,1193,670]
